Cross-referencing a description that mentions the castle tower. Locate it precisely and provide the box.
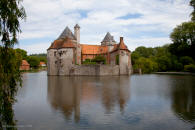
[101,32,116,46]
[74,24,80,43]
[118,37,132,75]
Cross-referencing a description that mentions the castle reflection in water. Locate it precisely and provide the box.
[47,76,130,122]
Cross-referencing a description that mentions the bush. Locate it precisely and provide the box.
[91,55,106,64]
[134,57,158,73]
[184,64,195,73]
[180,56,195,65]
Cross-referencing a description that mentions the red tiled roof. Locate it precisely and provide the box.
[40,62,46,65]
[110,37,130,52]
[48,37,75,50]
[81,44,109,54]
[21,60,30,66]
[118,37,128,50]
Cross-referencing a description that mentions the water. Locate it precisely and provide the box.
[13,71,195,130]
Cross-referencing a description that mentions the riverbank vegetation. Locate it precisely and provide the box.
[132,45,195,73]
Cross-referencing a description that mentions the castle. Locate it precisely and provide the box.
[47,24,132,76]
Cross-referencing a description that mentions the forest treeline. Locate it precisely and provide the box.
[132,44,195,73]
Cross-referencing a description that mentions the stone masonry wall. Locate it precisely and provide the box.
[70,65,119,76]
[47,48,75,76]
[110,50,119,65]
[47,49,58,75]
[119,50,131,75]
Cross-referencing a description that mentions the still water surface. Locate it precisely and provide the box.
[14,71,195,130]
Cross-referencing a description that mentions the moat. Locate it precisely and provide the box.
[13,71,194,130]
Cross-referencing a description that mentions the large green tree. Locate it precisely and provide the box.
[0,0,26,129]
[169,22,195,59]
[190,0,195,21]
[15,48,27,59]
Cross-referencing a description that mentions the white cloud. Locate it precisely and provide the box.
[18,0,192,53]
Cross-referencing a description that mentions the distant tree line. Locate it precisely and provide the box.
[15,48,47,68]
[132,45,195,73]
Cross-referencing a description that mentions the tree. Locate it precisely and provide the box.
[180,56,195,66]
[190,0,195,21]
[169,22,195,59]
[134,46,155,58]
[15,48,27,59]
[0,0,26,128]
[134,57,158,73]
[27,56,40,68]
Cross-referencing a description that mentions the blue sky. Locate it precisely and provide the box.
[16,0,192,54]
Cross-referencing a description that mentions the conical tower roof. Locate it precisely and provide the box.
[74,24,80,28]
[57,26,76,40]
[118,37,129,50]
[101,32,116,43]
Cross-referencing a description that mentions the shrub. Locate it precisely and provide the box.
[184,64,195,73]
[134,57,158,73]
[91,55,106,64]
[180,56,195,65]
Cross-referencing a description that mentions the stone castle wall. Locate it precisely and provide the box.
[48,64,120,76]
[47,48,75,75]
[71,64,119,76]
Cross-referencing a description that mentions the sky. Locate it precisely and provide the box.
[16,0,192,54]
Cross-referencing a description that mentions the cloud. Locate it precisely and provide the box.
[18,0,192,53]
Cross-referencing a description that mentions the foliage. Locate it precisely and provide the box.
[134,46,155,58]
[169,22,195,60]
[184,64,195,73]
[179,56,195,66]
[27,56,40,68]
[29,53,47,63]
[0,0,26,47]
[15,48,27,60]
[190,0,195,21]
[133,57,158,73]
[131,45,190,73]
[0,0,26,128]
[91,55,106,64]
[0,47,22,129]
[82,59,96,65]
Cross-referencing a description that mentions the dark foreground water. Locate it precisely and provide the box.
[13,71,195,130]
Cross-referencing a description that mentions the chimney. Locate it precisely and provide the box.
[120,37,123,43]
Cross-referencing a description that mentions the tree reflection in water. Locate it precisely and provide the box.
[171,76,195,123]
[47,76,131,122]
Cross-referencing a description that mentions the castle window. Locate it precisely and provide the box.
[59,51,62,56]
[116,55,119,65]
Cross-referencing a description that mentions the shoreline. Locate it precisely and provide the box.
[154,72,195,75]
